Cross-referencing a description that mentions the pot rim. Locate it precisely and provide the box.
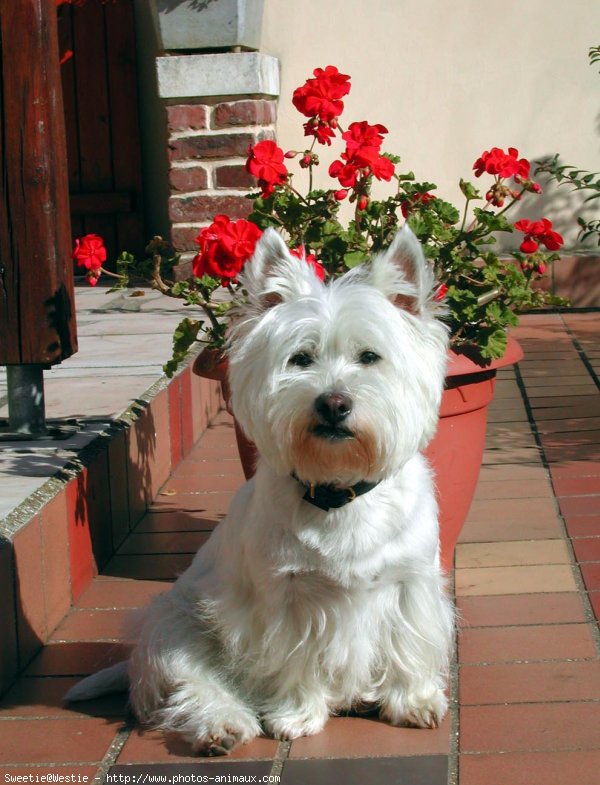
[446,335,523,378]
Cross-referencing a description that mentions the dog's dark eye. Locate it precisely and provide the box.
[358,350,381,365]
[289,352,314,368]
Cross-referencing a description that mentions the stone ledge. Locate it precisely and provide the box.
[0,285,225,695]
[157,52,280,100]
[0,362,223,695]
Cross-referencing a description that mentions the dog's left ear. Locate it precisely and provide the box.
[242,228,318,311]
[370,225,437,316]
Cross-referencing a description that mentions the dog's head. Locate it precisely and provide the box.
[227,226,449,485]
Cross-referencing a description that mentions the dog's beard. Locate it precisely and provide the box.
[290,416,379,486]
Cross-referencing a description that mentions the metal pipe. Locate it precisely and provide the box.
[6,365,47,436]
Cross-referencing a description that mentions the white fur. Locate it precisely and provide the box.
[65,226,454,755]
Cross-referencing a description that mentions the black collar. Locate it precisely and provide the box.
[293,475,381,511]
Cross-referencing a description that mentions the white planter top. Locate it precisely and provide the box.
[156,0,264,51]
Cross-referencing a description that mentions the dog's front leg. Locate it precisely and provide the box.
[377,574,454,729]
[261,686,330,741]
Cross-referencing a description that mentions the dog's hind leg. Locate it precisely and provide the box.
[128,596,261,756]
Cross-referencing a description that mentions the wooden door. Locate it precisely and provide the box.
[57,0,145,270]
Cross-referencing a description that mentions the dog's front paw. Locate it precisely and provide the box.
[183,709,261,756]
[380,686,448,729]
[191,723,256,757]
[262,705,329,741]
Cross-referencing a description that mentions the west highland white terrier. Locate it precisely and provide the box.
[66,225,454,755]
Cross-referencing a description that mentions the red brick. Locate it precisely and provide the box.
[168,132,255,161]
[212,99,277,128]
[460,750,600,785]
[214,163,257,189]
[459,623,595,664]
[0,539,18,694]
[118,727,277,763]
[460,702,600,752]
[171,225,203,252]
[169,375,183,469]
[169,165,209,192]
[166,104,208,132]
[456,592,586,627]
[0,716,120,764]
[40,492,71,634]
[572,537,600,562]
[13,517,46,667]
[169,194,252,223]
[580,562,600,591]
[564,515,600,538]
[559,495,600,517]
[460,660,600,705]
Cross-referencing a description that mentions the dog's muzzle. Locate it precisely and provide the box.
[310,392,354,440]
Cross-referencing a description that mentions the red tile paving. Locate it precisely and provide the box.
[2,313,600,784]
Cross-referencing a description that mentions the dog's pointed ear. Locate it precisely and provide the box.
[242,228,318,310]
[370,225,437,316]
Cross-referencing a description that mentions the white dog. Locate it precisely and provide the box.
[66,226,454,755]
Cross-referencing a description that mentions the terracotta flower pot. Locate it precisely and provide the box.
[193,337,523,571]
[424,336,523,571]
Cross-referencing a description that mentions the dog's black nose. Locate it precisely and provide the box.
[314,392,353,424]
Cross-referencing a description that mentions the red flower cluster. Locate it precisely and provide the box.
[292,65,351,145]
[290,246,326,281]
[434,283,448,302]
[246,140,288,198]
[329,122,395,189]
[72,233,106,286]
[514,218,564,256]
[473,147,531,181]
[192,215,263,286]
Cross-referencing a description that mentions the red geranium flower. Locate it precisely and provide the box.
[303,120,336,146]
[434,283,448,302]
[290,246,326,281]
[341,122,388,164]
[329,121,395,189]
[329,159,360,188]
[193,215,263,286]
[514,218,564,254]
[292,65,351,124]
[72,234,107,271]
[246,140,288,197]
[473,147,530,181]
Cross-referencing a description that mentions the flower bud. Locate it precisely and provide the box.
[300,154,313,169]
[334,189,348,201]
[357,195,369,211]
[284,150,298,159]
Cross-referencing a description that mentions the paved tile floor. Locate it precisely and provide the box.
[1,313,599,784]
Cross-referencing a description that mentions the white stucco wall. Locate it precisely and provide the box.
[261,0,600,248]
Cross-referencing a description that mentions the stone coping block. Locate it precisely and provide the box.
[157,52,279,100]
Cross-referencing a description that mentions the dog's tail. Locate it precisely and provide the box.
[64,661,129,702]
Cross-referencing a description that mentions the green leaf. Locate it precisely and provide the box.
[163,317,203,378]
[478,328,508,360]
[459,179,481,200]
[343,250,366,268]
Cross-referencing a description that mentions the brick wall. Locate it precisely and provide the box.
[166,98,278,253]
